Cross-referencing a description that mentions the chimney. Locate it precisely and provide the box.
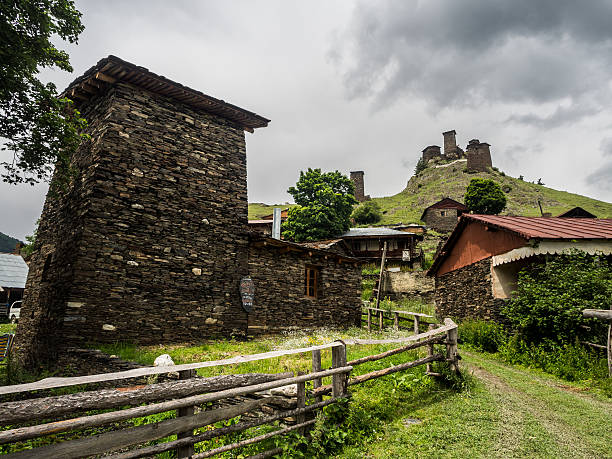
[350,171,366,202]
[272,207,281,239]
[443,130,457,156]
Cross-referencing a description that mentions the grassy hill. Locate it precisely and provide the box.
[0,232,21,253]
[249,160,612,225]
[371,160,612,225]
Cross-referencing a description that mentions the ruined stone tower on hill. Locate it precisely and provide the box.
[350,170,370,202]
[13,56,270,368]
[421,130,492,172]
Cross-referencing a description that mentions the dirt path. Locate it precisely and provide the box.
[463,351,612,459]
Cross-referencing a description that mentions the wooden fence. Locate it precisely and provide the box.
[0,318,458,458]
[363,307,434,333]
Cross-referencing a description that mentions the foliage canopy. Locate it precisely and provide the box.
[282,168,357,242]
[503,251,612,344]
[464,178,506,214]
[0,0,87,185]
[352,200,382,225]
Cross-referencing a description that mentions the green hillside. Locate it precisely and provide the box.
[248,160,612,225]
[0,232,21,253]
[372,160,612,225]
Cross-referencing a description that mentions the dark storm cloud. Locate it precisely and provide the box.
[333,0,612,121]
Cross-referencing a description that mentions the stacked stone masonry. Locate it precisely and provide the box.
[422,208,460,233]
[14,82,251,367]
[247,244,362,334]
[434,258,507,323]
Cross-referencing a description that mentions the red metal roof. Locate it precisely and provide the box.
[464,214,612,239]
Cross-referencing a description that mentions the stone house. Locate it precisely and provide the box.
[13,55,272,368]
[420,198,468,233]
[247,236,362,334]
[427,214,612,322]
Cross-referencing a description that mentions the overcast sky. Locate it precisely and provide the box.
[3,0,612,240]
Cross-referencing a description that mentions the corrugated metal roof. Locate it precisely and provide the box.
[299,239,345,250]
[465,215,612,239]
[341,228,417,238]
[0,253,28,289]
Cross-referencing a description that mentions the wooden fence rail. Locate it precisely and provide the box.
[364,307,434,333]
[0,318,458,458]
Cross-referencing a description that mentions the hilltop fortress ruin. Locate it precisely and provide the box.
[421,130,493,172]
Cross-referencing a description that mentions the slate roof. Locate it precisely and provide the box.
[62,55,270,131]
[341,228,418,238]
[0,253,28,289]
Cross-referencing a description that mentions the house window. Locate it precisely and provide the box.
[305,266,319,298]
[440,210,447,216]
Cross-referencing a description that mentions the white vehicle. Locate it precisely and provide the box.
[9,300,21,324]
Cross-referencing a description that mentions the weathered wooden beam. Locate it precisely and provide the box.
[0,373,291,425]
[0,367,352,444]
[176,369,196,458]
[108,398,338,459]
[331,344,348,398]
[192,419,317,459]
[348,354,443,387]
[95,72,117,83]
[312,350,322,403]
[347,335,444,367]
[583,309,612,321]
[7,397,280,459]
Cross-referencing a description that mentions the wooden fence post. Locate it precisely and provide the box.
[312,350,322,403]
[426,324,434,374]
[176,369,196,458]
[445,322,459,373]
[394,312,399,330]
[414,315,420,335]
[331,343,348,398]
[379,310,383,331]
[296,372,306,431]
[367,309,372,332]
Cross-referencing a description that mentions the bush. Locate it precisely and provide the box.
[503,251,612,344]
[459,320,507,353]
[352,201,383,225]
[464,178,507,214]
[414,157,427,175]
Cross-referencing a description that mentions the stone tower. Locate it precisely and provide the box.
[13,56,269,368]
[422,145,441,163]
[466,139,493,172]
[350,171,370,202]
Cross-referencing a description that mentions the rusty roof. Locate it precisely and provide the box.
[464,214,612,239]
[249,235,361,263]
[62,55,270,132]
[428,214,612,276]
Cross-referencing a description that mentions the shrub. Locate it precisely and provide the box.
[414,157,427,175]
[459,319,507,353]
[464,178,507,214]
[503,251,612,344]
[352,201,383,225]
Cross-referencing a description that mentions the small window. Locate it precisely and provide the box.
[440,210,447,216]
[305,266,319,298]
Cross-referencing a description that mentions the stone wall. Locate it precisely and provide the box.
[350,171,365,202]
[14,82,250,368]
[382,271,435,303]
[434,258,507,322]
[422,145,441,163]
[247,244,362,334]
[423,208,460,233]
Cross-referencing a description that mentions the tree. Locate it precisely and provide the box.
[282,168,357,242]
[414,157,426,175]
[352,200,382,225]
[464,178,507,215]
[1,0,87,185]
[503,251,611,344]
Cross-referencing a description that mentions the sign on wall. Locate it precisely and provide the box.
[240,277,255,313]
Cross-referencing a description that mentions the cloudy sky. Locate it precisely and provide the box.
[3,0,612,240]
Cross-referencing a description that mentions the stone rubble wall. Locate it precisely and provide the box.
[434,258,507,322]
[423,208,460,233]
[14,82,250,368]
[382,271,435,303]
[247,245,362,333]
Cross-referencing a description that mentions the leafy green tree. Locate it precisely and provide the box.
[352,200,382,225]
[464,178,507,214]
[1,0,87,185]
[282,168,357,242]
[503,252,612,344]
[414,157,426,175]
